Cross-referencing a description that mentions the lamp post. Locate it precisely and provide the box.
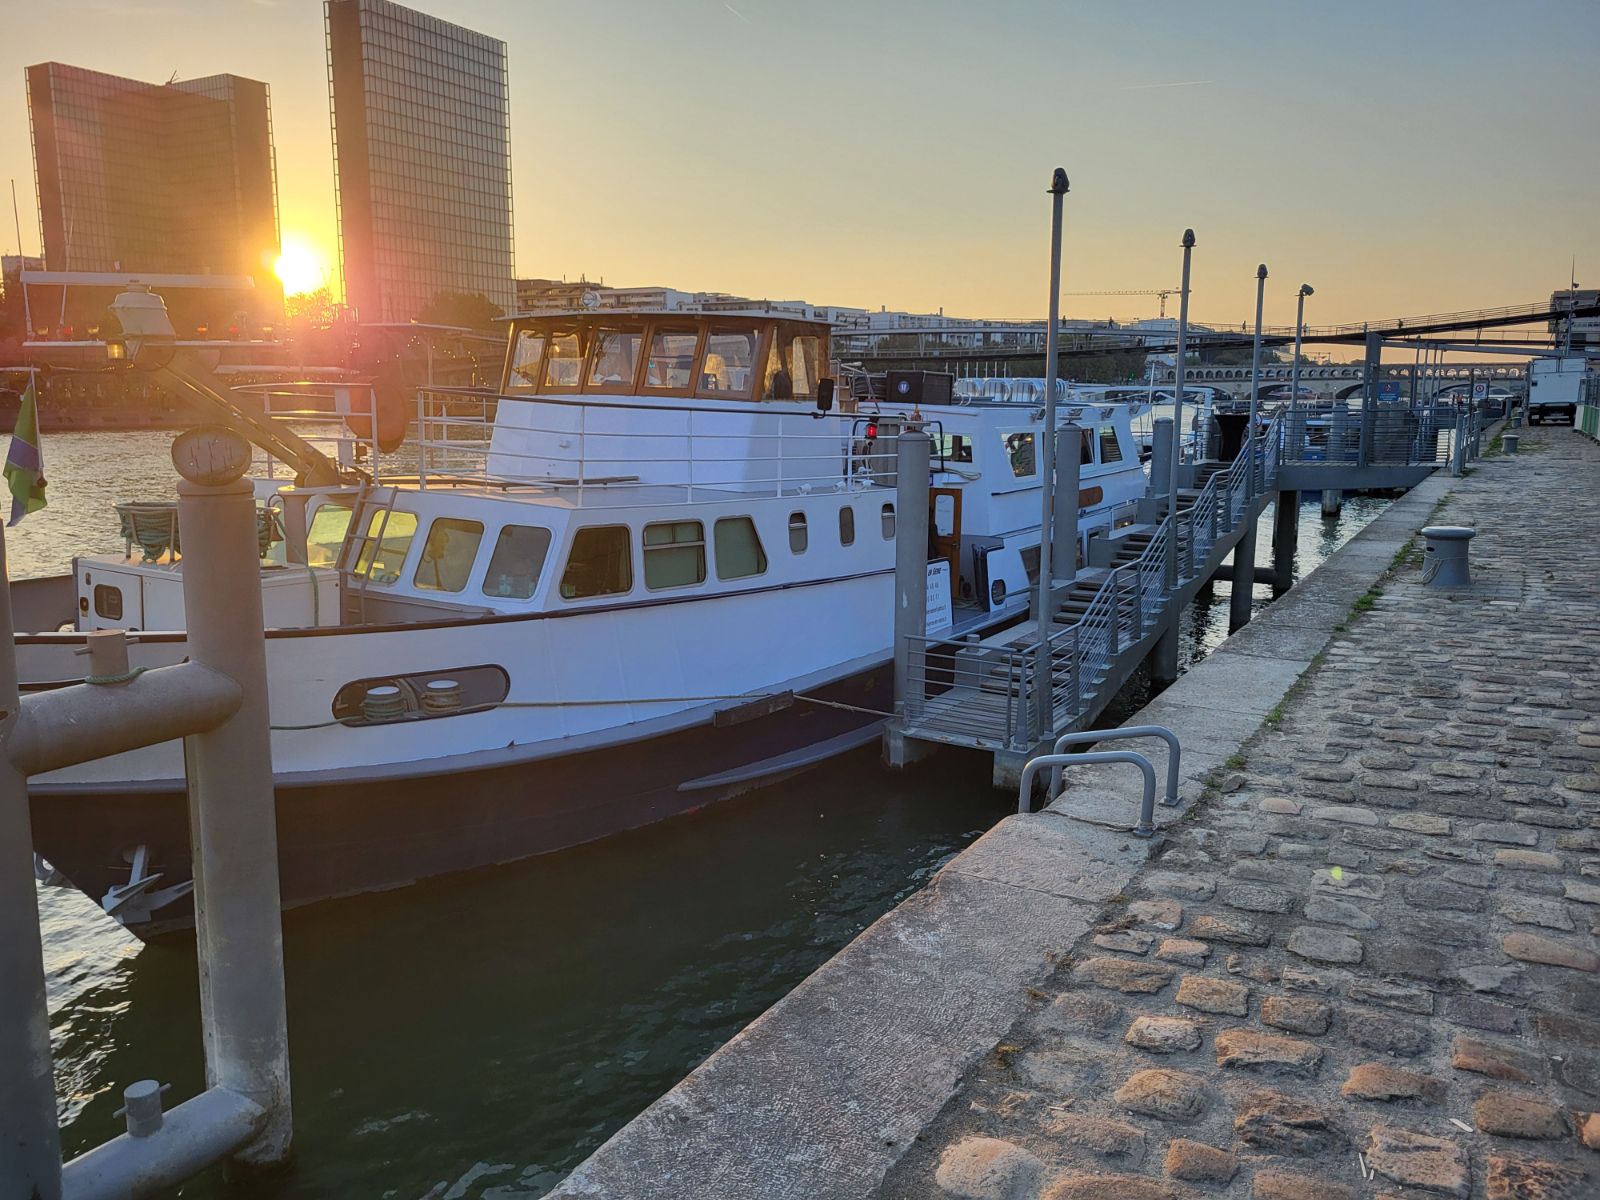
[1165,229,1195,589]
[1033,167,1068,738]
[1288,283,1313,453]
[1248,264,1267,498]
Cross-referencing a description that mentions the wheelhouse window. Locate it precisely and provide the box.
[541,332,585,390]
[645,327,701,390]
[788,511,808,553]
[305,501,353,569]
[506,330,546,392]
[1004,432,1037,478]
[699,325,761,399]
[353,510,419,585]
[1081,429,1095,465]
[560,525,632,599]
[839,505,856,546]
[414,518,484,593]
[643,520,706,589]
[483,525,552,600]
[586,327,643,391]
[881,503,896,539]
[714,517,767,580]
[789,336,823,398]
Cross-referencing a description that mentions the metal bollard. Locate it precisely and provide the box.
[116,1080,170,1138]
[1502,433,1519,455]
[1421,525,1476,588]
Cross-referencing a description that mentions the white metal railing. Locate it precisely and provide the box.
[229,381,386,481]
[409,388,898,506]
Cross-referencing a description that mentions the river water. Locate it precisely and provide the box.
[24,432,1388,1198]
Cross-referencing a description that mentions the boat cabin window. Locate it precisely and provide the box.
[788,511,808,553]
[483,524,552,599]
[507,330,546,393]
[937,433,973,463]
[643,520,706,590]
[541,332,585,390]
[1099,428,1124,464]
[586,326,643,392]
[354,510,419,585]
[645,327,701,390]
[560,525,632,599]
[1081,430,1095,465]
[789,336,822,397]
[839,505,856,546]
[714,517,767,580]
[94,584,123,620]
[699,325,760,399]
[305,502,353,569]
[1005,432,1037,478]
[414,517,484,593]
[881,503,896,540]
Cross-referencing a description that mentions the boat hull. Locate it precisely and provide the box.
[30,665,892,941]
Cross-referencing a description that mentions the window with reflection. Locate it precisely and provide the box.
[839,505,855,546]
[354,510,419,584]
[645,327,700,390]
[788,511,808,553]
[643,520,706,589]
[506,330,545,392]
[789,336,822,397]
[560,525,632,599]
[541,332,584,389]
[306,502,353,568]
[714,517,767,580]
[699,326,759,398]
[587,327,642,390]
[1004,432,1037,478]
[414,517,484,592]
[483,525,552,599]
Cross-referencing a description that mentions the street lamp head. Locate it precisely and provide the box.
[1300,284,1314,297]
[1257,264,1268,280]
[1049,167,1069,195]
[1182,229,1196,248]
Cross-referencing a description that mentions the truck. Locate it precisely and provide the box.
[1526,356,1587,425]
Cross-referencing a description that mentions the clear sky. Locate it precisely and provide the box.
[2,0,1597,327]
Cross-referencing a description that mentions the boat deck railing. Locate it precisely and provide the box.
[228,380,386,481]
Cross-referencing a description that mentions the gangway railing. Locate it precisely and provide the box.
[1016,750,1158,838]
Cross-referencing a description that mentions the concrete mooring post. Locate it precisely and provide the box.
[1228,514,1259,632]
[890,429,932,720]
[1272,490,1298,594]
[1052,423,1082,592]
[1149,417,1174,506]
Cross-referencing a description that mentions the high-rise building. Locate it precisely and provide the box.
[325,0,515,324]
[26,63,279,287]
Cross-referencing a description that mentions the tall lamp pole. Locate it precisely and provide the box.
[1165,229,1195,588]
[1033,167,1068,735]
[1289,283,1313,448]
[1248,264,1267,499]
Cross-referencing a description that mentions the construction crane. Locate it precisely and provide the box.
[1065,288,1180,318]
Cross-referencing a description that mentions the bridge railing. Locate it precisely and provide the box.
[1277,400,1466,467]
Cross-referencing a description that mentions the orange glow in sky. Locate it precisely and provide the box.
[273,234,330,297]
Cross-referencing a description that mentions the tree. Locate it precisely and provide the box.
[285,287,338,329]
[417,291,503,331]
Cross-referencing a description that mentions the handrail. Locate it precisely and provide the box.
[1049,724,1180,806]
[1017,750,1157,838]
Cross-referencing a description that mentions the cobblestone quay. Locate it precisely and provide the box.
[885,426,1600,1199]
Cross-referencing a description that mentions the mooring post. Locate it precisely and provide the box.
[1165,230,1196,592]
[891,429,932,719]
[1321,489,1343,518]
[1149,417,1174,505]
[177,471,293,1169]
[1052,423,1082,594]
[0,525,63,1200]
[1229,513,1259,632]
[1272,490,1298,593]
[1247,265,1267,501]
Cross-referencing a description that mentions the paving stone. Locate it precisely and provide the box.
[1484,1153,1590,1200]
[1365,1126,1471,1198]
[1260,995,1332,1036]
[1161,1138,1236,1185]
[1562,879,1600,905]
[1233,1089,1343,1154]
[1396,911,1483,947]
[1340,1062,1447,1104]
[1390,812,1452,835]
[1532,1012,1600,1047]
[1472,1090,1569,1140]
[1346,979,1435,1015]
[1042,1174,1188,1200]
[1554,1050,1600,1099]
[1019,1049,1105,1093]
[1125,1015,1203,1054]
[1451,1035,1543,1083]
[1494,849,1565,873]
[1367,940,1458,984]
[1094,930,1157,955]
[1444,995,1520,1035]
[1187,913,1271,947]
[1045,992,1124,1035]
[1154,938,1209,967]
[1302,894,1379,930]
[1076,956,1178,994]
[1214,1029,1323,1078]
[1498,896,1577,931]
[1468,822,1541,846]
[1251,1169,1356,1200]
[1113,1068,1208,1121]
[1175,975,1248,1016]
[1144,872,1217,901]
[1347,1011,1431,1058]
[1500,931,1600,972]
[1229,860,1304,886]
[935,1136,1044,1200]
[1459,963,1529,995]
[1286,926,1363,965]
[1045,1113,1148,1160]
[1577,1110,1600,1150]
[1259,797,1301,815]
[1281,966,1342,994]
[1128,898,1184,931]
[1218,882,1298,914]
[1402,878,1486,912]
[1310,805,1379,826]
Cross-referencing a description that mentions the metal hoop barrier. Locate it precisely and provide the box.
[1048,725,1181,807]
[1017,750,1157,839]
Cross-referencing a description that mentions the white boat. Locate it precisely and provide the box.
[21,300,1148,936]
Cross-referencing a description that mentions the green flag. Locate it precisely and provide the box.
[6,376,47,526]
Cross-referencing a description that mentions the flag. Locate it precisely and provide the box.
[5,377,47,526]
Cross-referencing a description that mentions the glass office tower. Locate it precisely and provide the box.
[326,0,515,324]
[26,63,279,286]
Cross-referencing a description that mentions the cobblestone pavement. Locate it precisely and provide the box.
[882,426,1600,1200]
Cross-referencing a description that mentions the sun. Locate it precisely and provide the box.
[274,236,328,296]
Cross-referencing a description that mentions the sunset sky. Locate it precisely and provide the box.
[2,0,1597,328]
